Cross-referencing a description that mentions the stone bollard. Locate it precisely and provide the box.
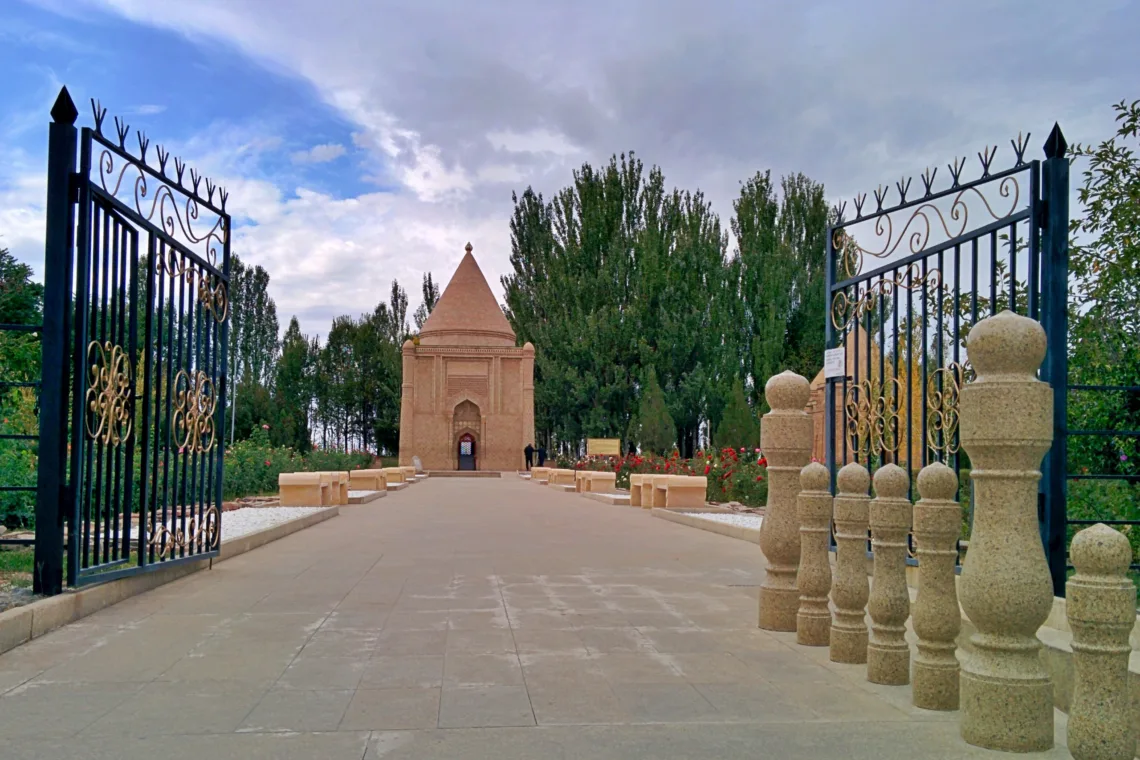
[796,462,833,646]
[958,310,1055,752]
[866,463,912,685]
[830,462,871,664]
[1067,523,1136,760]
[911,462,961,710]
[758,370,812,632]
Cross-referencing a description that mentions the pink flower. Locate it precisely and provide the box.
[178,447,185,455]
[264,459,271,466]
[754,448,761,453]
[262,424,270,430]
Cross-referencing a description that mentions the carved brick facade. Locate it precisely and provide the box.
[398,245,535,471]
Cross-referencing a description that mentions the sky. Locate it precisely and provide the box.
[1,0,1136,340]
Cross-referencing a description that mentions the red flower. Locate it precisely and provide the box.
[757,457,768,467]
[755,474,764,481]
[703,464,711,475]
[264,459,271,466]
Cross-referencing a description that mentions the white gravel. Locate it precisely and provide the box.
[126,507,330,543]
[221,507,329,541]
[682,512,763,530]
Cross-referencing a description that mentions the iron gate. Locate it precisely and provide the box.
[33,87,231,592]
[823,126,1071,596]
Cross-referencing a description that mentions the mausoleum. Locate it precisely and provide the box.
[398,244,535,471]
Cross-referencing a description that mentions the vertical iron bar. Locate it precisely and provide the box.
[35,88,78,594]
[139,236,156,567]
[989,230,998,315]
[69,128,94,585]
[1009,222,1019,313]
[1040,126,1069,597]
[106,215,121,562]
[921,257,929,476]
[122,225,138,563]
[216,217,232,547]
[1028,161,1041,320]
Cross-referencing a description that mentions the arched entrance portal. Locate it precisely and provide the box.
[458,433,476,470]
[452,399,481,470]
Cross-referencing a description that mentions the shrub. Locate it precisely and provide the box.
[222,425,372,500]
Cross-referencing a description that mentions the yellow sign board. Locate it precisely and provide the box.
[586,438,621,456]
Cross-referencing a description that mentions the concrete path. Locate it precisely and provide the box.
[0,476,1070,759]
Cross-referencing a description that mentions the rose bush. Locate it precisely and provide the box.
[555,447,768,507]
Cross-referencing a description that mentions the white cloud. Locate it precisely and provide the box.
[289,142,346,164]
[128,104,166,116]
[10,0,1139,340]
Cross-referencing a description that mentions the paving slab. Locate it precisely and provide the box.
[0,477,1074,758]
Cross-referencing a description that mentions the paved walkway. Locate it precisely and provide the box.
[0,476,1069,759]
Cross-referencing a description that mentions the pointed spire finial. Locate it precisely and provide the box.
[465,242,473,253]
[51,86,78,124]
[1044,122,1067,159]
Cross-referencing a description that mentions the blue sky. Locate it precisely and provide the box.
[2,0,1137,338]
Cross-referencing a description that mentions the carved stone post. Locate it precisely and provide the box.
[1067,523,1136,760]
[796,462,833,646]
[958,310,1054,752]
[911,462,961,710]
[830,462,871,664]
[758,370,812,632]
[866,463,911,685]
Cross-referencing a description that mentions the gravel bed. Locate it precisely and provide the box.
[681,512,763,530]
[123,506,330,542]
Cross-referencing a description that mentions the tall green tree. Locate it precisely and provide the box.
[637,366,675,455]
[273,316,312,451]
[413,272,440,330]
[715,378,760,450]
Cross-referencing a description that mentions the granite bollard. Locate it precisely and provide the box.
[958,310,1055,752]
[830,462,871,664]
[758,370,812,632]
[866,463,911,685]
[796,462,833,646]
[911,462,961,710]
[1066,523,1136,760]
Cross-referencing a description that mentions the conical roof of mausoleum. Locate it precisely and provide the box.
[417,243,517,347]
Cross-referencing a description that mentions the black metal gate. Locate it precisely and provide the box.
[32,87,230,593]
[823,127,1072,595]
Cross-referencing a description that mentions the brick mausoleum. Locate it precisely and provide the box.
[397,244,535,472]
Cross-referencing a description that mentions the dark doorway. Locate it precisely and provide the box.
[458,433,476,470]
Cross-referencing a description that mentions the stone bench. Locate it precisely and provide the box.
[531,467,551,483]
[348,469,387,491]
[400,465,417,482]
[656,475,707,508]
[317,471,349,505]
[581,471,617,493]
[548,469,575,487]
[279,472,326,507]
[574,471,592,492]
[640,474,672,509]
[629,474,645,507]
[383,467,406,484]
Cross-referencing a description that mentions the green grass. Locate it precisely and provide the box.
[0,548,34,588]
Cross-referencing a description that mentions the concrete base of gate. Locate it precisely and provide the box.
[347,490,386,505]
[585,492,631,506]
[0,507,339,658]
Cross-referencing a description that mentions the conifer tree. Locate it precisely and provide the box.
[715,377,760,449]
[638,366,676,455]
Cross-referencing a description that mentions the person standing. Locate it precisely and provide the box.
[537,445,547,467]
[524,443,534,470]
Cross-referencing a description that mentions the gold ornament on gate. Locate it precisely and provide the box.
[147,505,220,558]
[84,340,133,446]
[172,369,217,454]
[926,361,973,457]
[844,377,902,459]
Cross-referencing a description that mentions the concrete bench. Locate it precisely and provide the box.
[629,474,645,507]
[583,471,617,493]
[279,472,326,507]
[383,467,406,484]
[349,469,387,491]
[531,467,551,483]
[548,469,575,486]
[317,471,349,505]
[642,475,673,509]
[575,471,592,492]
[660,475,708,508]
[400,465,417,482]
